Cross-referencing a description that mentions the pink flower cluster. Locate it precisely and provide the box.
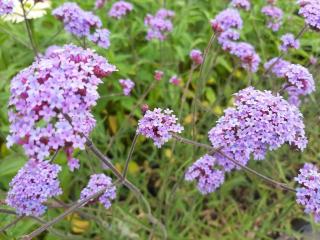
[80,174,116,209]
[261,5,283,31]
[144,8,175,41]
[231,0,251,11]
[295,163,320,222]
[137,108,183,148]
[169,75,181,86]
[154,70,164,81]
[280,33,300,52]
[6,160,62,216]
[7,45,116,165]
[208,87,307,172]
[108,1,133,19]
[189,49,203,65]
[119,79,135,96]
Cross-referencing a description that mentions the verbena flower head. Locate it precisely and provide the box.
[231,0,251,11]
[185,154,225,194]
[144,8,174,41]
[108,1,133,19]
[169,75,181,86]
[190,49,203,65]
[95,0,106,9]
[230,42,261,72]
[137,108,183,148]
[154,70,164,81]
[261,5,283,31]
[0,0,14,16]
[264,57,290,78]
[282,64,315,95]
[298,0,320,31]
[280,33,300,52]
[217,29,240,51]
[210,8,243,33]
[309,56,317,65]
[80,174,116,209]
[89,28,111,49]
[7,44,117,162]
[2,0,51,22]
[119,79,135,96]
[53,2,102,37]
[295,163,320,222]
[208,87,307,171]
[6,160,62,216]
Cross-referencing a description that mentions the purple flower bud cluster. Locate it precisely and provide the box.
[208,87,307,171]
[295,163,320,222]
[264,57,290,78]
[169,75,181,86]
[298,0,320,31]
[80,174,116,209]
[261,5,283,31]
[217,29,240,51]
[137,108,183,148]
[210,9,243,33]
[7,44,116,163]
[6,160,62,216]
[0,0,13,15]
[231,0,251,11]
[280,33,300,52]
[230,42,261,72]
[95,0,106,9]
[144,8,174,41]
[88,29,111,49]
[119,79,135,96]
[108,1,133,19]
[185,155,225,194]
[190,49,203,65]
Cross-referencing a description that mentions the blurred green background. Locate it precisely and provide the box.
[0,0,320,239]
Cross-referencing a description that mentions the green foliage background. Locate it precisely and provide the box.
[0,0,320,239]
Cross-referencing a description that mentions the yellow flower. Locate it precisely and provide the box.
[2,0,51,23]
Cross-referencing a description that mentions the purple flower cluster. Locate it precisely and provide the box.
[190,49,203,65]
[295,163,320,222]
[298,0,320,31]
[230,42,261,72]
[137,108,183,148]
[119,79,135,96]
[53,3,102,37]
[95,0,106,9]
[144,8,174,41]
[185,155,225,194]
[108,1,133,19]
[88,29,111,49]
[6,160,62,216]
[7,44,116,164]
[261,5,283,31]
[231,0,251,11]
[280,33,300,52]
[80,174,116,209]
[208,87,307,171]
[169,75,181,86]
[217,29,240,51]
[210,9,243,33]
[0,0,13,15]
[264,57,290,78]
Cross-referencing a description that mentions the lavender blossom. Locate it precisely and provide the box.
[0,0,13,15]
[298,0,320,31]
[137,108,183,148]
[108,1,133,19]
[264,58,290,78]
[119,79,135,96]
[217,29,240,51]
[280,33,300,52]
[89,28,111,49]
[190,49,203,65]
[95,0,106,9]
[261,5,283,31]
[230,42,261,72]
[210,9,243,33]
[231,0,251,11]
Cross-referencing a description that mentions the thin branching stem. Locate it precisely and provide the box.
[122,134,139,178]
[0,216,24,233]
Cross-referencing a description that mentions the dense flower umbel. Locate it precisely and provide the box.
[185,155,225,194]
[0,0,13,15]
[137,108,183,148]
[119,79,135,96]
[89,29,111,49]
[264,58,290,78]
[6,160,62,216]
[281,64,315,95]
[208,87,307,171]
[144,8,174,41]
[230,42,261,72]
[298,0,320,31]
[7,44,117,162]
[80,174,116,209]
[295,163,320,222]
[261,5,283,31]
[210,9,243,33]
[280,33,300,52]
[108,1,133,19]
[231,0,251,11]
[190,49,203,65]
[53,2,102,37]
